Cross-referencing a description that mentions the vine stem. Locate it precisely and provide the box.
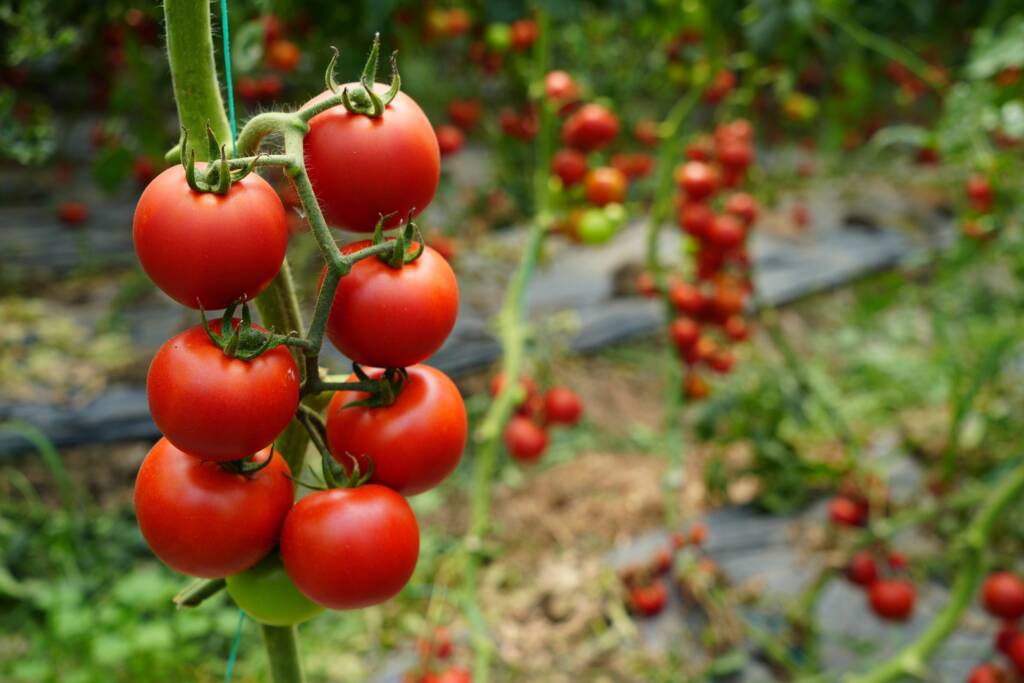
[794,459,1024,683]
[464,10,554,683]
[162,3,308,681]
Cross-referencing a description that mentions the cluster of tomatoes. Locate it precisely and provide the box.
[494,374,583,464]
[962,173,998,241]
[966,572,1024,682]
[130,49,468,624]
[543,70,656,244]
[403,626,471,683]
[620,523,710,618]
[636,119,757,400]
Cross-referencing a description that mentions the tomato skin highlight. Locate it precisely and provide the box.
[146,320,300,460]
[303,86,440,231]
[281,485,420,609]
[226,553,324,626]
[133,165,288,309]
[324,241,458,369]
[134,438,294,578]
[326,365,467,496]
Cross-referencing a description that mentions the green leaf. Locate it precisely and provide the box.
[231,20,265,74]
[967,16,1024,79]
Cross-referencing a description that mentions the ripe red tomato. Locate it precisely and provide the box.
[966,174,994,212]
[675,161,719,201]
[490,372,538,404]
[997,621,1020,654]
[634,119,659,147]
[725,192,759,226]
[704,70,736,104]
[134,438,293,578]
[281,485,420,609]
[436,124,465,156]
[561,103,619,151]
[324,241,458,368]
[982,572,1024,620]
[724,315,749,342]
[967,663,1003,683]
[717,140,754,172]
[132,156,157,185]
[436,668,472,683]
[584,166,627,206]
[544,70,578,103]
[303,86,440,231]
[636,271,658,297]
[705,214,746,249]
[325,365,467,496]
[542,387,583,425]
[868,579,915,621]
[1006,634,1024,673]
[551,148,588,186]
[677,201,714,238]
[670,317,700,350]
[689,522,708,545]
[686,135,714,161]
[58,201,89,226]
[829,496,868,527]
[503,416,548,463]
[509,18,538,52]
[611,152,654,179]
[147,320,299,460]
[448,99,482,131]
[226,554,324,626]
[846,552,879,587]
[266,39,301,72]
[669,282,704,316]
[792,203,810,228]
[444,8,471,36]
[417,626,454,661]
[629,580,668,616]
[887,551,908,570]
[133,165,288,309]
[708,349,735,374]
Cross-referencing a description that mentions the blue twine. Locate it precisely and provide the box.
[219,0,238,148]
[224,609,246,682]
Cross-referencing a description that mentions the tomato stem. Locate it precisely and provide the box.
[260,625,305,683]
[173,578,226,608]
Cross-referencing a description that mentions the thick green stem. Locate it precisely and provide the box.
[465,10,553,683]
[173,578,226,608]
[838,461,1024,683]
[260,625,305,683]
[163,0,233,159]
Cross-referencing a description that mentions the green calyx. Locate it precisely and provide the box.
[372,211,425,268]
[343,365,409,409]
[218,450,274,475]
[200,301,289,361]
[181,126,259,195]
[326,33,401,117]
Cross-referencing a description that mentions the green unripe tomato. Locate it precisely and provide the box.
[578,208,616,244]
[485,23,512,51]
[226,554,324,626]
[604,202,627,228]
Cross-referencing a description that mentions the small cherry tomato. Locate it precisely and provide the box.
[675,161,719,201]
[669,282,704,316]
[829,496,868,527]
[436,124,465,156]
[846,552,879,587]
[705,214,746,250]
[544,70,578,103]
[266,39,301,72]
[629,580,668,617]
[542,387,583,425]
[58,201,89,226]
[724,192,759,226]
[147,320,300,461]
[324,241,458,369]
[669,317,700,350]
[561,103,619,151]
[868,579,915,621]
[448,99,482,131]
[134,439,293,578]
[503,416,548,463]
[226,553,324,626]
[281,485,420,609]
[584,166,627,206]
[982,572,1024,621]
[551,148,588,186]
